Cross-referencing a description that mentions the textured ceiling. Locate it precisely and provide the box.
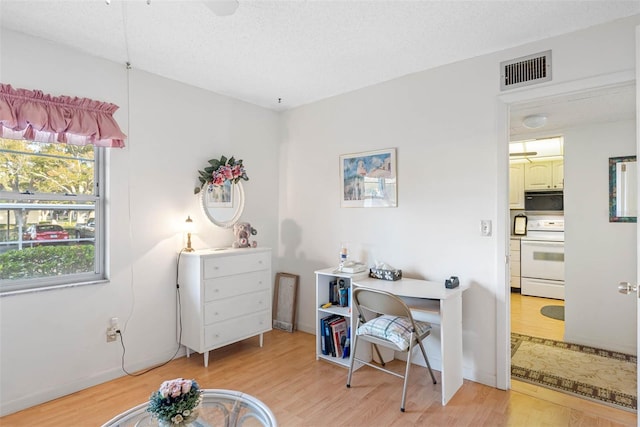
[1,1,639,111]
[510,83,636,139]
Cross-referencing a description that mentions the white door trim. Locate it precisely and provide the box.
[495,70,636,391]
[634,23,639,427]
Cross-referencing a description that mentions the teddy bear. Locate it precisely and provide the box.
[232,222,258,248]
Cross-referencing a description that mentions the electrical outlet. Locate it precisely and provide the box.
[106,327,117,342]
[106,317,119,343]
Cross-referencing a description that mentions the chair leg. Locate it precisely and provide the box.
[400,340,414,412]
[346,333,360,388]
[417,338,437,384]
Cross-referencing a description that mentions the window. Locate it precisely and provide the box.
[0,137,105,293]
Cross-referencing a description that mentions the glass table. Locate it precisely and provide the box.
[101,389,277,427]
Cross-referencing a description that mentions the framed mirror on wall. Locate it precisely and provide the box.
[199,182,245,228]
[195,155,249,228]
[609,155,637,223]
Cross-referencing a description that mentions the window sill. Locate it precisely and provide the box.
[0,279,109,297]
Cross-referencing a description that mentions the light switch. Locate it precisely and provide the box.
[481,220,492,236]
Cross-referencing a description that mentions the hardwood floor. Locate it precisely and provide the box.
[1,322,636,426]
[510,291,565,341]
[510,290,635,426]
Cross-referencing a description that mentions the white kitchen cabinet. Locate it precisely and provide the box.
[509,163,525,209]
[315,268,369,369]
[524,160,563,190]
[178,247,272,367]
[510,238,521,288]
[552,160,564,189]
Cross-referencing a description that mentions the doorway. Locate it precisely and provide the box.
[505,82,637,402]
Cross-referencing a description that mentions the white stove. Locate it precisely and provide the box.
[520,215,565,300]
[521,215,565,241]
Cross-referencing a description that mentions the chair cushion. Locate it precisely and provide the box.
[356,315,430,349]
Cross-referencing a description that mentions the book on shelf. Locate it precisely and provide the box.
[319,317,327,355]
[320,314,340,357]
[329,280,339,304]
[342,326,351,359]
[330,317,347,358]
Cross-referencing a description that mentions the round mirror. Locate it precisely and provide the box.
[199,182,245,228]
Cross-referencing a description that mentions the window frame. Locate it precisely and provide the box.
[0,146,106,295]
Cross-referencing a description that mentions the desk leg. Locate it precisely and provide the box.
[440,294,463,405]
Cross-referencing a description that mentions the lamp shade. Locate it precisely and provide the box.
[185,216,194,233]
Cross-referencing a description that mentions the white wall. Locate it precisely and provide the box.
[0,30,280,415]
[564,120,637,354]
[278,15,640,387]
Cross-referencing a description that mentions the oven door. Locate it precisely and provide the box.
[520,240,564,281]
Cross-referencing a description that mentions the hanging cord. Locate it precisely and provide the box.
[121,1,131,66]
[115,0,184,377]
[121,0,136,351]
[117,249,186,376]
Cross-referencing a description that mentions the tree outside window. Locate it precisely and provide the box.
[0,137,105,293]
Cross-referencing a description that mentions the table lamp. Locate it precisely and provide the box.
[185,216,195,252]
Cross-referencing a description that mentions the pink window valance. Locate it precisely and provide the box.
[0,83,126,148]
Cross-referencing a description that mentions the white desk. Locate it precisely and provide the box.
[352,277,465,405]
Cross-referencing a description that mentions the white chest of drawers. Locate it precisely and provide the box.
[178,247,272,367]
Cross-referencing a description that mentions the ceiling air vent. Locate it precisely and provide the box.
[500,50,552,91]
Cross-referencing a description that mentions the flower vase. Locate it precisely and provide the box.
[157,407,199,427]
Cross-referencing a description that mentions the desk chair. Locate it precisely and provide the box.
[346,287,437,412]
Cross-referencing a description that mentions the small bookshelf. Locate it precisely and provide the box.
[314,268,369,369]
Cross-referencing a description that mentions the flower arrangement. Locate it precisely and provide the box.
[195,155,248,194]
[147,378,203,426]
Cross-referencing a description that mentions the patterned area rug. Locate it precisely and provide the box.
[511,333,637,412]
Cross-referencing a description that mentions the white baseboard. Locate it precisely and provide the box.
[0,347,186,417]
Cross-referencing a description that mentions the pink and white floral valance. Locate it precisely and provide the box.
[0,83,126,147]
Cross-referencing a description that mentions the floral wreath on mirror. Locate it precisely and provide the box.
[194,155,249,194]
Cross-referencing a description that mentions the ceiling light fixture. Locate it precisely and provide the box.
[522,114,547,129]
[204,0,239,16]
[509,152,538,157]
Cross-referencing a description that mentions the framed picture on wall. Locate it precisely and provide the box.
[205,181,233,208]
[340,148,397,208]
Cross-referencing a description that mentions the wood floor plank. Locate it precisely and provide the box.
[510,291,636,426]
[1,328,636,426]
